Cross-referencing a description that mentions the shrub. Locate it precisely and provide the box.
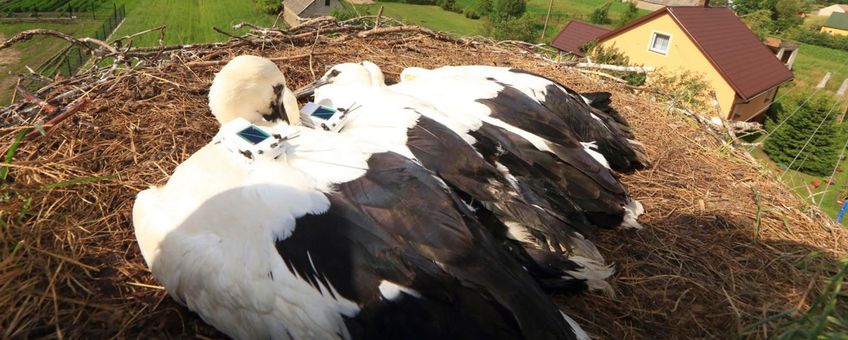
[255,0,281,14]
[590,2,611,25]
[764,92,842,176]
[464,7,481,19]
[477,0,492,15]
[490,0,525,21]
[617,2,639,26]
[330,5,357,21]
[788,27,848,52]
[482,14,538,42]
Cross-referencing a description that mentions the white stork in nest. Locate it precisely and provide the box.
[133,56,591,340]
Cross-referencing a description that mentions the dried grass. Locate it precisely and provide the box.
[0,20,846,339]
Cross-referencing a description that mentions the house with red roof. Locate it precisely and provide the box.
[551,5,794,121]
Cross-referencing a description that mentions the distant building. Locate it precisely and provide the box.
[550,20,610,57]
[817,4,848,17]
[550,5,794,121]
[283,0,343,27]
[631,0,707,11]
[821,12,848,36]
[763,37,800,70]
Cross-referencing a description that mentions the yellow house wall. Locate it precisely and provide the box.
[821,26,848,36]
[598,13,738,118]
[733,87,777,121]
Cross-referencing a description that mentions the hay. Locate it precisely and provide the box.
[1,18,846,339]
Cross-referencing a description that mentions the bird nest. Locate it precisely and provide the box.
[1,16,846,339]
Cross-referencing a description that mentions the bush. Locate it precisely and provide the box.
[464,7,481,19]
[788,27,848,52]
[490,0,525,21]
[477,0,492,15]
[617,2,639,26]
[330,5,357,21]
[763,92,842,176]
[590,2,611,25]
[482,14,538,42]
[437,0,461,12]
[255,0,281,14]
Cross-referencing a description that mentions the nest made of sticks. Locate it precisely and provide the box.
[0,16,846,339]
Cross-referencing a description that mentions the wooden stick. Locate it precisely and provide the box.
[575,62,655,73]
[183,52,332,68]
[373,6,384,30]
[25,98,89,139]
[15,84,57,113]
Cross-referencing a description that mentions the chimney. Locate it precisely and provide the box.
[696,0,711,7]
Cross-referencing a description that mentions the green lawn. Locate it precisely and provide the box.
[355,2,482,36]
[356,0,649,42]
[111,0,276,47]
[748,133,848,226]
[0,19,105,105]
[788,43,848,95]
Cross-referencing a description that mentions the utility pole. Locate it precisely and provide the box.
[540,0,554,41]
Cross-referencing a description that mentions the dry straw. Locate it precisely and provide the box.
[0,16,846,339]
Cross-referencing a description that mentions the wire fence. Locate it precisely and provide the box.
[45,3,125,78]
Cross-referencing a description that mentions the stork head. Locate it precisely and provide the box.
[209,55,300,126]
[399,67,432,82]
[294,61,386,99]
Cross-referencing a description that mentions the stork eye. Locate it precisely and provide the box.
[328,69,341,78]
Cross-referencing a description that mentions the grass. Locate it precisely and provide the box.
[355,0,649,42]
[355,2,482,36]
[0,19,105,105]
[747,134,848,226]
[111,0,276,47]
[788,43,848,95]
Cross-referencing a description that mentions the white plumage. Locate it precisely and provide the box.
[133,56,652,339]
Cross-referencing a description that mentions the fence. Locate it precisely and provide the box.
[47,3,125,78]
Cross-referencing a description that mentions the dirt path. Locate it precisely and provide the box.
[0,32,23,105]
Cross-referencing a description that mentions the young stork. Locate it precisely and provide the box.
[399,65,651,173]
[298,62,637,293]
[133,55,589,339]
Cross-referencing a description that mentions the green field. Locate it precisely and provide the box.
[0,0,106,12]
[356,0,649,41]
[788,43,848,95]
[0,19,104,105]
[111,0,276,46]
[355,2,483,36]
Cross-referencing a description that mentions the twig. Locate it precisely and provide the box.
[15,84,57,113]
[373,6,384,30]
[183,52,332,68]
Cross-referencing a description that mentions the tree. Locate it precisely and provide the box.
[617,2,639,26]
[490,0,526,21]
[482,14,538,42]
[590,2,612,25]
[773,0,804,32]
[741,9,775,39]
[256,0,281,14]
[477,0,493,15]
[763,93,842,176]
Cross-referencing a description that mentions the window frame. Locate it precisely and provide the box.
[648,31,672,55]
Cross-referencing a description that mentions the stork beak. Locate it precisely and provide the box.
[293,78,330,100]
[281,86,301,126]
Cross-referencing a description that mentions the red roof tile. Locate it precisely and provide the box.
[550,20,611,57]
[596,7,793,100]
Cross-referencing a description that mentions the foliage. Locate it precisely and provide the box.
[742,9,775,39]
[590,2,612,25]
[490,0,526,20]
[586,44,648,86]
[477,0,492,15]
[438,0,460,12]
[379,0,438,4]
[330,4,358,20]
[482,13,537,42]
[773,259,848,339]
[255,0,281,14]
[0,0,106,12]
[648,70,711,109]
[617,2,639,26]
[764,92,842,176]
[789,27,848,52]
[463,7,481,19]
[734,0,803,34]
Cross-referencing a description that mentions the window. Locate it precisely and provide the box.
[649,32,671,55]
[325,0,330,6]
